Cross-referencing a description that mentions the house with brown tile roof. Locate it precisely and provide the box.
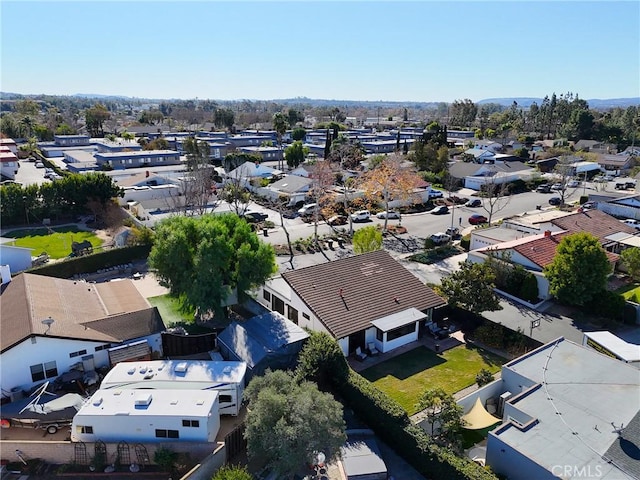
[0,273,166,399]
[468,211,626,301]
[255,250,446,356]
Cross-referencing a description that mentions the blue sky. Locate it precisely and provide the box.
[1,1,638,102]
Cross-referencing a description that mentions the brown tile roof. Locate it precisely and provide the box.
[281,250,446,339]
[0,273,164,353]
[512,232,619,269]
[550,209,637,243]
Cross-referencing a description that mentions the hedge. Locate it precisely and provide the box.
[27,245,152,278]
[336,370,497,480]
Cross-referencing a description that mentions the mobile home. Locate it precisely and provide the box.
[99,360,246,416]
[71,389,219,443]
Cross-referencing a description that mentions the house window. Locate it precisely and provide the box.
[30,361,58,382]
[70,349,87,358]
[182,419,200,428]
[95,344,112,352]
[386,323,416,342]
[302,313,310,320]
[76,425,94,434]
[376,329,384,341]
[219,394,232,404]
[272,295,285,315]
[155,429,179,439]
[288,306,299,325]
[263,290,271,302]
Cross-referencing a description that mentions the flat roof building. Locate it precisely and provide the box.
[486,338,640,480]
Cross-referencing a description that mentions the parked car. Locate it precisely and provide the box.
[429,205,449,215]
[536,184,551,193]
[622,219,640,230]
[327,214,347,226]
[430,232,451,245]
[567,180,580,188]
[465,199,482,207]
[376,210,400,219]
[297,203,317,216]
[428,190,444,199]
[242,211,268,223]
[581,201,597,210]
[468,214,488,225]
[35,161,45,168]
[445,226,460,237]
[550,183,565,191]
[350,210,371,222]
[548,197,562,206]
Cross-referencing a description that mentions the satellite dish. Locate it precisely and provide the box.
[41,317,54,327]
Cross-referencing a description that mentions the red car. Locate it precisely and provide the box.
[468,214,488,225]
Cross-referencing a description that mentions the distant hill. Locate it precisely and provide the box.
[478,97,640,109]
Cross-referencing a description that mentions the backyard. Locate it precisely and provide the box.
[148,294,216,334]
[3,226,103,259]
[361,345,504,415]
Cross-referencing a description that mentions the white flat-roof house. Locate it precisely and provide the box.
[71,389,219,443]
[456,338,640,480]
[100,360,247,416]
[0,151,19,180]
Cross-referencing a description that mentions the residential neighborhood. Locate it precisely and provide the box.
[1,89,639,480]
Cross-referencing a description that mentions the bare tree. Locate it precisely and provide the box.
[480,169,512,224]
[307,160,337,248]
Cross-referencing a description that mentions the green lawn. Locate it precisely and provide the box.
[148,294,216,334]
[361,345,504,415]
[615,282,640,302]
[3,226,103,259]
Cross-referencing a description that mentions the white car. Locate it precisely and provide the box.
[428,190,444,199]
[567,180,580,188]
[430,232,451,244]
[622,219,640,230]
[550,183,565,191]
[297,203,317,216]
[350,210,371,222]
[376,210,400,219]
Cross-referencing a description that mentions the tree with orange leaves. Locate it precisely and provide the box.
[358,153,422,231]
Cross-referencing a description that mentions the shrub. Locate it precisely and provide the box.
[476,369,494,387]
[519,272,539,303]
[460,234,471,251]
[296,331,349,388]
[27,245,152,278]
[154,447,178,472]
[212,465,253,480]
[585,290,625,323]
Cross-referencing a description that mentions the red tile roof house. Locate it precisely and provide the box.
[0,273,166,401]
[467,210,629,301]
[255,250,446,356]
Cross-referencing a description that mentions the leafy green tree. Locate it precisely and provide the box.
[284,141,308,169]
[415,388,465,446]
[211,465,252,480]
[214,108,235,131]
[295,331,349,388]
[18,137,42,159]
[149,215,276,320]
[438,261,502,314]
[287,108,304,127]
[55,123,76,135]
[544,233,611,306]
[352,226,382,254]
[291,127,307,141]
[85,104,110,137]
[621,247,640,281]
[244,370,346,478]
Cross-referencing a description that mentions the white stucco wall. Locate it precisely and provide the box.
[1,336,111,394]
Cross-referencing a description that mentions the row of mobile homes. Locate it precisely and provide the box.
[71,389,219,443]
[100,360,246,416]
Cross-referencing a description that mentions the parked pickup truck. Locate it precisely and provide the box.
[242,212,268,223]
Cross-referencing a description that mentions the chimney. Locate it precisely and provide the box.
[544,230,552,237]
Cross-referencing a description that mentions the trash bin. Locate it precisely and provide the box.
[435,344,440,353]
[263,228,268,237]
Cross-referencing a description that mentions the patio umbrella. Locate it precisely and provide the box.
[461,398,501,430]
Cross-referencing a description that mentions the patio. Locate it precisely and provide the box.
[348,331,464,373]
